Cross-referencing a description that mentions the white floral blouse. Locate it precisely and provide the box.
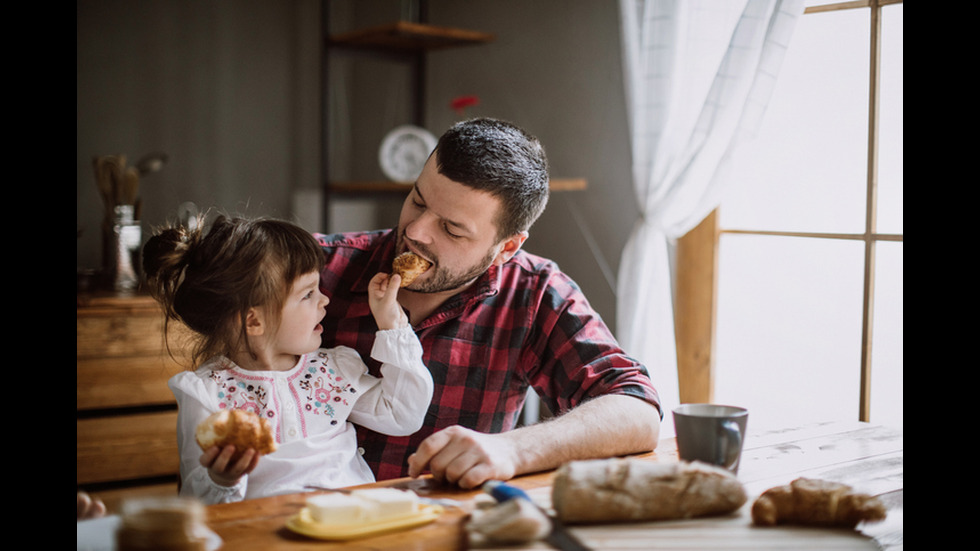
[168,326,433,504]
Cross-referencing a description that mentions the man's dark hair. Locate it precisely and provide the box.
[435,118,550,240]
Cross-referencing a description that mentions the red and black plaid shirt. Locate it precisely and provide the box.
[315,230,661,480]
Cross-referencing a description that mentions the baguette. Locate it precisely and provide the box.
[751,478,886,528]
[551,459,746,523]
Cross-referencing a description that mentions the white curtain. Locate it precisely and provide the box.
[616,0,804,436]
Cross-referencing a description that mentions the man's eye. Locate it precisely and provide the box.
[443,224,462,239]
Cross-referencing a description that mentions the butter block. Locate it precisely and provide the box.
[306,489,420,525]
[351,488,419,520]
[307,493,370,524]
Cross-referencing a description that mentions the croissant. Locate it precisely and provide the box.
[195,409,277,461]
[751,478,886,528]
[392,252,431,287]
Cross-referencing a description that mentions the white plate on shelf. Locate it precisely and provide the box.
[378,125,438,184]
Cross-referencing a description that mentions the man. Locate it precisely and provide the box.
[317,118,661,489]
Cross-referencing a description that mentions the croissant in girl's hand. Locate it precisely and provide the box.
[751,478,887,528]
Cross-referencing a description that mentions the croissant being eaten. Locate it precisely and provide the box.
[392,252,431,287]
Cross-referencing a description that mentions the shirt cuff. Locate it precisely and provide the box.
[371,325,424,368]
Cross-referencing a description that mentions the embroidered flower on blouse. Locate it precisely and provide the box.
[302,360,352,416]
[210,370,271,417]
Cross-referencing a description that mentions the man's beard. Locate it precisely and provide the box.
[396,233,498,294]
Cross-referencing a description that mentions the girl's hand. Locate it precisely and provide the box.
[200,445,259,487]
[368,272,408,330]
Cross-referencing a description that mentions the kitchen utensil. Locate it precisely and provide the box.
[483,481,592,551]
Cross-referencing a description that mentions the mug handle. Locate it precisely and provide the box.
[718,420,742,470]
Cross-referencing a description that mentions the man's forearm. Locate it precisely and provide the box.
[504,394,661,476]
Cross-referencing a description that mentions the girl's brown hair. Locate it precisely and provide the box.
[142,214,324,368]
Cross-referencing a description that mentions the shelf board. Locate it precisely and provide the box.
[328,178,586,195]
[329,21,495,52]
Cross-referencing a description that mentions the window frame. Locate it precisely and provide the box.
[674,0,903,423]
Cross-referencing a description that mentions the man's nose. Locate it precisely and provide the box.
[404,212,438,245]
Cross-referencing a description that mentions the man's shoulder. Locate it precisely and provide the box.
[507,249,565,278]
[314,229,390,251]
[498,249,580,297]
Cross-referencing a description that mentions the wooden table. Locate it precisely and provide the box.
[204,421,903,550]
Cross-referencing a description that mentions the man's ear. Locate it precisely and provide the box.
[245,307,266,337]
[491,231,528,267]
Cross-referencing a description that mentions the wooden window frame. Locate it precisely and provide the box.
[674,0,903,421]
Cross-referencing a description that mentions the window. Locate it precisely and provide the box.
[708,1,902,430]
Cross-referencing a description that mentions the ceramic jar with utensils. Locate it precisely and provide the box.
[93,153,153,292]
[115,496,212,551]
[106,204,141,292]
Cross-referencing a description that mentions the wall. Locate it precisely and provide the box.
[328,0,637,331]
[77,0,637,334]
[76,0,321,270]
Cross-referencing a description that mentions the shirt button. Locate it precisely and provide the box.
[357,447,365,456]
[288,428,298,437]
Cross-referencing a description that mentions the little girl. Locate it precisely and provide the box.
[142,214,433,504]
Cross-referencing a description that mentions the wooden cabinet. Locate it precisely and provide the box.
[76,293,191,511]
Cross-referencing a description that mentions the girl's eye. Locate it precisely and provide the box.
[412,198,425,210]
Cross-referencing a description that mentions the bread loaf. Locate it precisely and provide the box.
[551,459,746,523]
[467,498,552,544]
[751,478,886,528]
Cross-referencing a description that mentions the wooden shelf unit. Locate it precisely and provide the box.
[328,178,587,195]
[328,21,494,51]
[321,10,585,227]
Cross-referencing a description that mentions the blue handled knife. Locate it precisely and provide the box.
[483,481,593,551]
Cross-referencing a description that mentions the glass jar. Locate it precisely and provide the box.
[115,497,210,551]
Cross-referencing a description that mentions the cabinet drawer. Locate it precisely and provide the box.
[77,411,179,485]
[76,314,192,359]
[77,355,185,410]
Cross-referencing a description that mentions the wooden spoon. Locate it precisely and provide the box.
[122,166,140,206]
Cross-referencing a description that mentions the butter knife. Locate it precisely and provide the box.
[483,481,592,551]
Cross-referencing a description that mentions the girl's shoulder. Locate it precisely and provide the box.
[304,346,368,379]
[168,357,236,387]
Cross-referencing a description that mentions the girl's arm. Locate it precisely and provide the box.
[341,327,434,436]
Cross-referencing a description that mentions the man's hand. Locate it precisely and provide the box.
[407,426,518,489]
[201,445,260,487]
[408,396,661,489]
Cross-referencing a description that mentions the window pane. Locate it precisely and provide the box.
[877,4,903,234]
[871,241,903,429]
[720,8,869,233]
[714,235,865,430]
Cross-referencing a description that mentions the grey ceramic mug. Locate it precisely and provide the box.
[672,404,749,474]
